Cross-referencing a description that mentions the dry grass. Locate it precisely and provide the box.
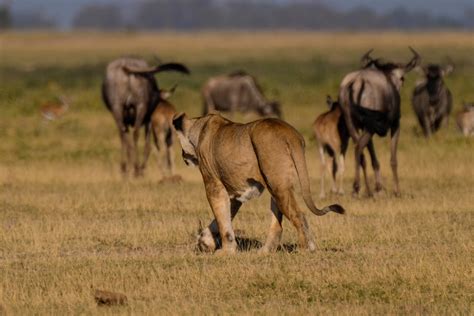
[0,31,473,314]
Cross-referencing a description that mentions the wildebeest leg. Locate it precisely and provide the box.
[132,104,146,177]
[152,127,166,176]
[329,154,338,194]
[336,154,345,195]
[422,115,432,138]
[165,129,175,176]
[112,111,130,176]
[367,139,383,192]
[155,127,174,177]
[318,145,326,199]
[390,126,401,197]
[440,114,450,130]
[140,122,152,175]
[272,188,316,252]
[260,198,283,253]
[353,131,373,197]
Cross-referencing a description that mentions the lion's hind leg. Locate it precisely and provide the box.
[260,198,283,253]
[271,187,316,252]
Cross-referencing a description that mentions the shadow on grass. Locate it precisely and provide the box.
[237,237,343,253]
[195,233,344,254]
[236,236,297,253]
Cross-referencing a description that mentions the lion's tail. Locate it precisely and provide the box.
[290,138,345,216]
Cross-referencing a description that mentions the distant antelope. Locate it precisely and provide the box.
[339,48,420,197]
[313,95,349,198]
[456,102,474,136]
[39,96,70,122]
[412,61,454,138]
[141,85,178,177]
[101,57,189,177]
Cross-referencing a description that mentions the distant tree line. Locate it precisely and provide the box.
[2,0,473,30]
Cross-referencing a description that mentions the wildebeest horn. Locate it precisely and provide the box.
[123,63,190,75]
[160,83,178,100]
[361,48,374,65]
[442,57,455,76]
[169,83,178,93]
[405,46,421,72]
[326,95,333,107]
[153,54,162,64]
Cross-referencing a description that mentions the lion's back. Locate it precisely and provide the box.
[250,118,304,148]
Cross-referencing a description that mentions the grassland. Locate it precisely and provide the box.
[0,31,473,314]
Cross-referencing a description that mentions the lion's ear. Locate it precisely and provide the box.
[172,112,187,132]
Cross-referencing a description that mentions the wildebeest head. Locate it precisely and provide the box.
[463,102,474,112]
[361,47,421,91]
[417,61,453,102]
[419,62,454,84]
[258,100,281,118]
[159,84,178,100]
[325,95,339,110]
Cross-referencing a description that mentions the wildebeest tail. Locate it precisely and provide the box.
[290,139,345,216]
[155,63,190,75]
[339,82,360,142]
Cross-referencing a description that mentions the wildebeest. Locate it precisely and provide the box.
[102,57,189,177]
[313,95,349,198]
[141,85,178,177]
[202,71,281,118]
[456,102,474,136]
[412,61,454,137]
[339,48,421,197]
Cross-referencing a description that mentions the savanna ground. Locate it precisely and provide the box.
[0,32,473,314]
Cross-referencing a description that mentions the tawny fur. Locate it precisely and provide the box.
[313,96,349,198]
[456,103,474,136]
[150,95,176,176]
[173,113,345,255]
[39,96,70,122]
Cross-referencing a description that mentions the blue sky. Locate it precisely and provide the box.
[10,0,473,28]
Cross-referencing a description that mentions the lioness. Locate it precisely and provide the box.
[172,113,345,254]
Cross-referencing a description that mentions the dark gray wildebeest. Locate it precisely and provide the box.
[339,48,421,197]
[456,102,474,136]
[202,71,281,118]
[102,57,189,177]
[411,62,454,138]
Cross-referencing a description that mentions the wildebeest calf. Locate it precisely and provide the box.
[202,71,281,118]
[141,86,178,177]
[412,62,454,138]
[456,102,474,136]
[313,96,349,198]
